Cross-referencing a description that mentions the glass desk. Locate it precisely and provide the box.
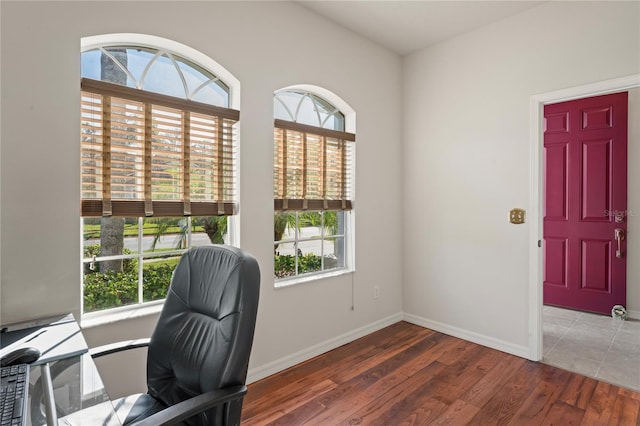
[27,353,120,426]
[1,315,121,426]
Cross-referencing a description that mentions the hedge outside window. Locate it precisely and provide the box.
[81,45,238,313]
[273,90,355,282]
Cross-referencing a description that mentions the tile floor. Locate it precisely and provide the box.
[543,305,640,391]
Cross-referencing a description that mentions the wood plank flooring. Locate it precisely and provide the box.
[242,321,640,425]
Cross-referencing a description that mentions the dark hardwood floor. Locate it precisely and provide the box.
[242,321,640,425]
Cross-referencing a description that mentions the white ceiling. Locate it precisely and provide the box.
[298,1,544,56]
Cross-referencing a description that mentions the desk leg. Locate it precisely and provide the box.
[41,363,58,426]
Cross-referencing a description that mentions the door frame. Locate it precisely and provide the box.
[528,74,640,361]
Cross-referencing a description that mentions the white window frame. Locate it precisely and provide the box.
[273,85,356,287]
[80,34,241,320]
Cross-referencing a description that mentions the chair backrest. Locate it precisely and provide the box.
[146,245,260,425]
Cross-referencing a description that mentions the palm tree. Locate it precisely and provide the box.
[149,218,182,251]
[274,213,297,251]
[196,217,227,244]
[298,211,338,235]
[274,211,339,254]
[98,49,127,273]
[149,217,227,251]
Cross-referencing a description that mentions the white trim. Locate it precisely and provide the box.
[531,75,640,105]
[627,310,640,320]
[528,74,640,362]
[81,301,163,329]
[402,313,530,360]
[275,268,354,289]
[246,313,402,384]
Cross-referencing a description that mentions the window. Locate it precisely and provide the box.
[273,90,355,282]
[81,44,238,313]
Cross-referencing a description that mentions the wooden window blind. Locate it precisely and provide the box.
[81,78,238,217]
[274,119,355,211]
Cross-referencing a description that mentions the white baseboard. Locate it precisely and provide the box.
[246,312,403,384]
[402,313,530,359]
[627,309,640,320]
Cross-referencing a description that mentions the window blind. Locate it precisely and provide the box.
[81,78,238,217]
[274,119,355,211]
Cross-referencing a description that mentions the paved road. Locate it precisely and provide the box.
[84,227,335,256]
[84,234,214,252]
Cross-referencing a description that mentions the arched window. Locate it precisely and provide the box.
[81,39,239,314]
[273,89,355,282]
[81,46,230,106]
[274,90,344,131]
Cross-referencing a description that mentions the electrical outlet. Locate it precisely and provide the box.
[373,286,380,299]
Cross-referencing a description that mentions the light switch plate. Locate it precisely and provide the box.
[509,208,526,224]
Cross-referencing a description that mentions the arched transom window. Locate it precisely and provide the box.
[81,46,229,107]
[274,90,344,131]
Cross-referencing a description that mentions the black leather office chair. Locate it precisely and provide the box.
[91,245,260,426]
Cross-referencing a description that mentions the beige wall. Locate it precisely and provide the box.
[0,1,404,397]
[402,1,639,350]
[1,0,638,400]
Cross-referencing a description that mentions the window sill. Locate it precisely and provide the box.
[81,301,164,329]
[275,268,354,289]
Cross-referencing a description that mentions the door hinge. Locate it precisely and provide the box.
[538,240,542,248]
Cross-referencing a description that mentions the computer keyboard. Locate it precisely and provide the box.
[0,364,29,426]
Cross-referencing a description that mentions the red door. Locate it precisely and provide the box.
[544,92,628,315]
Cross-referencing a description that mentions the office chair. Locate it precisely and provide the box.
[90,245,260,426]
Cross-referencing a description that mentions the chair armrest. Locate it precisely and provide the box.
[128,385,247,426]
[89,338,151,359]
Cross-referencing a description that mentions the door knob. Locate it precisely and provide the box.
[615,228,625,258]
